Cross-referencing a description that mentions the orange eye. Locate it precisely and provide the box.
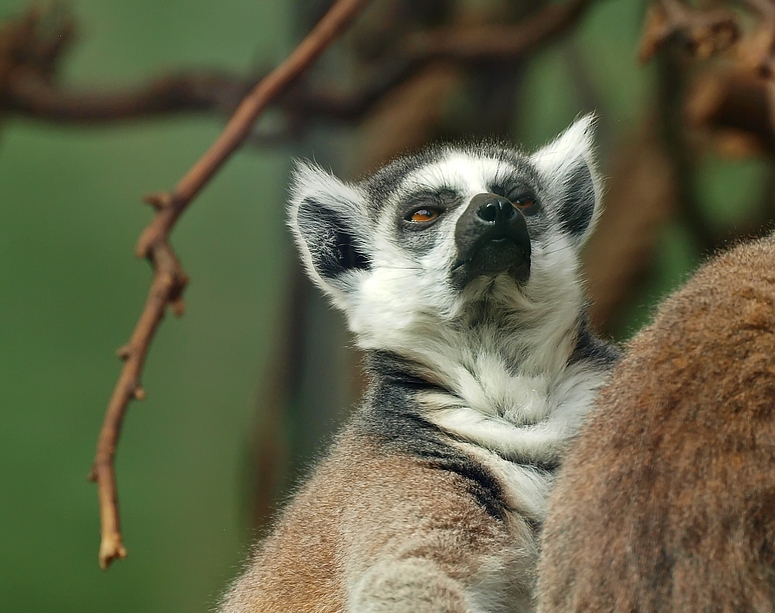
[514,197,535,209]
[408,208,440,223]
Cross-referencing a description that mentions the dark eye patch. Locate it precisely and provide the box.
[395,188,460,256]
[398,188,460,231]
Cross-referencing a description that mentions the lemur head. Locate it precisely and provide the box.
[289,116,601,364]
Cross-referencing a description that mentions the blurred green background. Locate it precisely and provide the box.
[0,1,291,610]
[0,0,768,611]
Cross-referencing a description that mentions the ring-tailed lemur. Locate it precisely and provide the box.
[219,116,618,613]
[537,234,775,613]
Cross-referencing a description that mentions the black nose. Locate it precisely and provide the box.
[476,195,516,225]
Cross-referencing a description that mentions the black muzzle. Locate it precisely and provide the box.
[451,193,531,288]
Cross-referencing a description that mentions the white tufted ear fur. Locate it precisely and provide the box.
[531,115,602,245]
[287,161,372,304]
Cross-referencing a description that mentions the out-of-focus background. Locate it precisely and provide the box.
[0,0,770,611]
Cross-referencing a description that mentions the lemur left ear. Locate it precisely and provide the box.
[530,114,601,246]
[287,161,371,304]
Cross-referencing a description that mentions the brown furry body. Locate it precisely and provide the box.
[537,235,775,613]
[221,428,534,613]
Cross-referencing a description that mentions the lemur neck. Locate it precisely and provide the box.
[364,310,586,399]
[431,302,584,382]
[361,300,620,431]
[362,312,616,466]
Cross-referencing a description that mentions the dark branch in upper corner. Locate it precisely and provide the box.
[1,0,595,129]
[4,70,261,123]
[407,0,592,61]
[637,0,775,251]
[0,6,265,124]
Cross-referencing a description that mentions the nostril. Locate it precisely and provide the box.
[478,201,499,223]
[498,200,516,221]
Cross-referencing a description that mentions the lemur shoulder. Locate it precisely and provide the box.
[537,234,775,613]
[219,116,618,613]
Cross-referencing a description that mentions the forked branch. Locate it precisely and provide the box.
[87,0,370,571]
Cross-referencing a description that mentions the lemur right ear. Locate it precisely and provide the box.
[288,161,371,301]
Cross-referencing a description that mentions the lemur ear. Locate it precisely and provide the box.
[530,114,601,246]
[288,161,371,300]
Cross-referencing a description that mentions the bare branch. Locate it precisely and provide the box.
[0,0,596,133]
[88,0,370,571]
[86,242,186,568]
[4,70,259,123]
[0,7,260,124]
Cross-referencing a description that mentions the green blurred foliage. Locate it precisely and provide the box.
[0,0,291,611]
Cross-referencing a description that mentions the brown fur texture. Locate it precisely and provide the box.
[536,234,775,613]
[221,428,534,613]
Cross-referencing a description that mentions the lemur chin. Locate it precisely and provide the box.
[219,115,618,613]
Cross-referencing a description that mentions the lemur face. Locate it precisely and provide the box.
[381,153,538,291]
[289,116,601,353]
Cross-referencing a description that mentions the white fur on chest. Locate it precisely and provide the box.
[419,358,608,519]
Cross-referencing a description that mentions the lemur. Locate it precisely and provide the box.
[537,234,775,613]
[219,116,618,613]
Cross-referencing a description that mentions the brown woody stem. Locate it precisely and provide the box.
[89,0,370,571]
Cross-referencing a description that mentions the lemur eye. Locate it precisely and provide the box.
[407,208,440,223]
[513,196,538,215]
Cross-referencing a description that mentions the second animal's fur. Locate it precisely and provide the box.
[537,234,775,613]
[219,117,617,613]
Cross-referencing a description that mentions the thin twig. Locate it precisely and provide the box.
[88,0,370,571]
